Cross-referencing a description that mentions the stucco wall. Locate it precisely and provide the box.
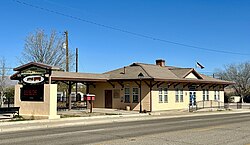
[14,84,59,119]
[89,81,150,111]
[151,84,225,111]
[89,82,225,112]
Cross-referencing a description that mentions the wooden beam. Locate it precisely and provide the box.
[117,81,124,88]
[168,83,174,88]
[152,81,160,87]
[183,83,190,88]
[200,84,208,89]
[157,82,165,88]
[174,83,180,88]
[135,81,140,87]
[143,81,150,88]
[213,84,219,89]
[195,84,200,88]
[107,81,115,88]
[209,84,215,89]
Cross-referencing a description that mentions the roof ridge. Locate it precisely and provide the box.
[137,64,153,79]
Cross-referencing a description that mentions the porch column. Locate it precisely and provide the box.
[68,81,72,110]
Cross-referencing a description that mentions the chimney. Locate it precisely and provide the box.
[156,59,165,67]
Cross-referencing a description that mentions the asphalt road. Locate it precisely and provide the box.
[0,113,250,145]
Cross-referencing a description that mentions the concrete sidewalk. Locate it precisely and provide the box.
[0,109,250,133]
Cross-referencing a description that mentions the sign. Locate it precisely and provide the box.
[21,66,47,75]
[23,75,45,84]
[84,94,95,101]
[20,85,44,101]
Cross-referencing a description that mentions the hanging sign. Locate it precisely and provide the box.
[23,75,45,84]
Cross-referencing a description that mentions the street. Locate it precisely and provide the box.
[0,113,250,145]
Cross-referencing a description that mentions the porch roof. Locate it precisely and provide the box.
[51,71,109,82]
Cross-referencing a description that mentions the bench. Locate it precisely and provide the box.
[0,107,20,117]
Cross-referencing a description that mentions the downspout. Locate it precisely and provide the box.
[150,81,152,112]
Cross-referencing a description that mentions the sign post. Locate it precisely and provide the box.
[84,94,95,113]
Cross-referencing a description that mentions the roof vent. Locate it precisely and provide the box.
[156,59,165,67]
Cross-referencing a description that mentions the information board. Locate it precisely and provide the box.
[20,85,44,101]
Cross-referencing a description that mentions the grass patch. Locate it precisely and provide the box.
[60,114,81,118]
[105,113,122,115]
[9,115,33,121]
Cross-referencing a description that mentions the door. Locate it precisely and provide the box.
[189,91,196,106]
[105,90,112,108]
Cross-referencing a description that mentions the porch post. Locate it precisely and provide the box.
[150,81,152,112]
[68,81,72,110]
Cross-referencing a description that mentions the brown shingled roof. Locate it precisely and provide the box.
[13,62,63,71]
[105,63,233,85]
[51,71,109,82]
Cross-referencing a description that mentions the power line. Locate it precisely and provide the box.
[12,0,250,56]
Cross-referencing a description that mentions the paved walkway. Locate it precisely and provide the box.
[0,108,250,133]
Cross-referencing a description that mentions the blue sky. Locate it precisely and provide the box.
[1,0,250,75]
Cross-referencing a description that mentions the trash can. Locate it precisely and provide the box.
[126,106,130,111]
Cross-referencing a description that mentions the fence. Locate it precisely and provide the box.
[189,100,224,112]
[224,103,250,109]
[1,97,14,108]
[57,97,87,110]
[189,100,250,112]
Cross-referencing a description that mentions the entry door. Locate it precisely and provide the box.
[105,90,112,108]
[189,91,196,106]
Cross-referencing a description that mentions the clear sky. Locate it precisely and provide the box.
[1,0,250,75]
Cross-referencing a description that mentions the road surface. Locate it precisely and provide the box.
[0,112,250,145]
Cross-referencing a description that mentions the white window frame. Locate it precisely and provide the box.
[203,89,209,101]
[124,88,130,103]
[132,88,139,103]
[176,89,183,102]
[164,88,168,103]
[159,88,168,103]
[214,91,220,101]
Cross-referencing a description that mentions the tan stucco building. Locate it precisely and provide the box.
[11,60,233,117]
[89,59,233,112]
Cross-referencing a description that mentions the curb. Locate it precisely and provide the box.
[0,110,250,133]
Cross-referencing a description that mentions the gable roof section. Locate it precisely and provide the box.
[105,62,233,85]
[14,62,63,71]
[171,68,203,79]
[103,63,152,80]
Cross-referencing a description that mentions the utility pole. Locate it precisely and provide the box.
[76,48,78,73]
[75,48,78,97]
[64,31,70,110]
[64,31,69,72]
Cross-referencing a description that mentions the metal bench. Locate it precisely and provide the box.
[0,107,20,117]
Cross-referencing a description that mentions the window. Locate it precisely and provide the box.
[132,88,139,103]
[214,91,220,100]
[124,88,130,103]
[180,90,183,102]
[175,89,183,102]
[203,90,209,101]
[159,88,168,103]
[164,88,168,103]
[159,88,163,103]
[175,90,179,102]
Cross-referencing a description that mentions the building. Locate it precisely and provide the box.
[11,60,233,117]
[89,59,233,111]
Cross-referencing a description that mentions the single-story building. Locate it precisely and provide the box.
[89,59,233,111]
[11,59,233,115]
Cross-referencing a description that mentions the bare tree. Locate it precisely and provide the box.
[0,57,8,107]
[215,62,250,102]
[20,29,74,70]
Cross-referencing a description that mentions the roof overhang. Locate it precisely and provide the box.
[50,71,109,82]
[153,78,234,85]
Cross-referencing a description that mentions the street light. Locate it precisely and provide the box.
[138,72,144,113]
